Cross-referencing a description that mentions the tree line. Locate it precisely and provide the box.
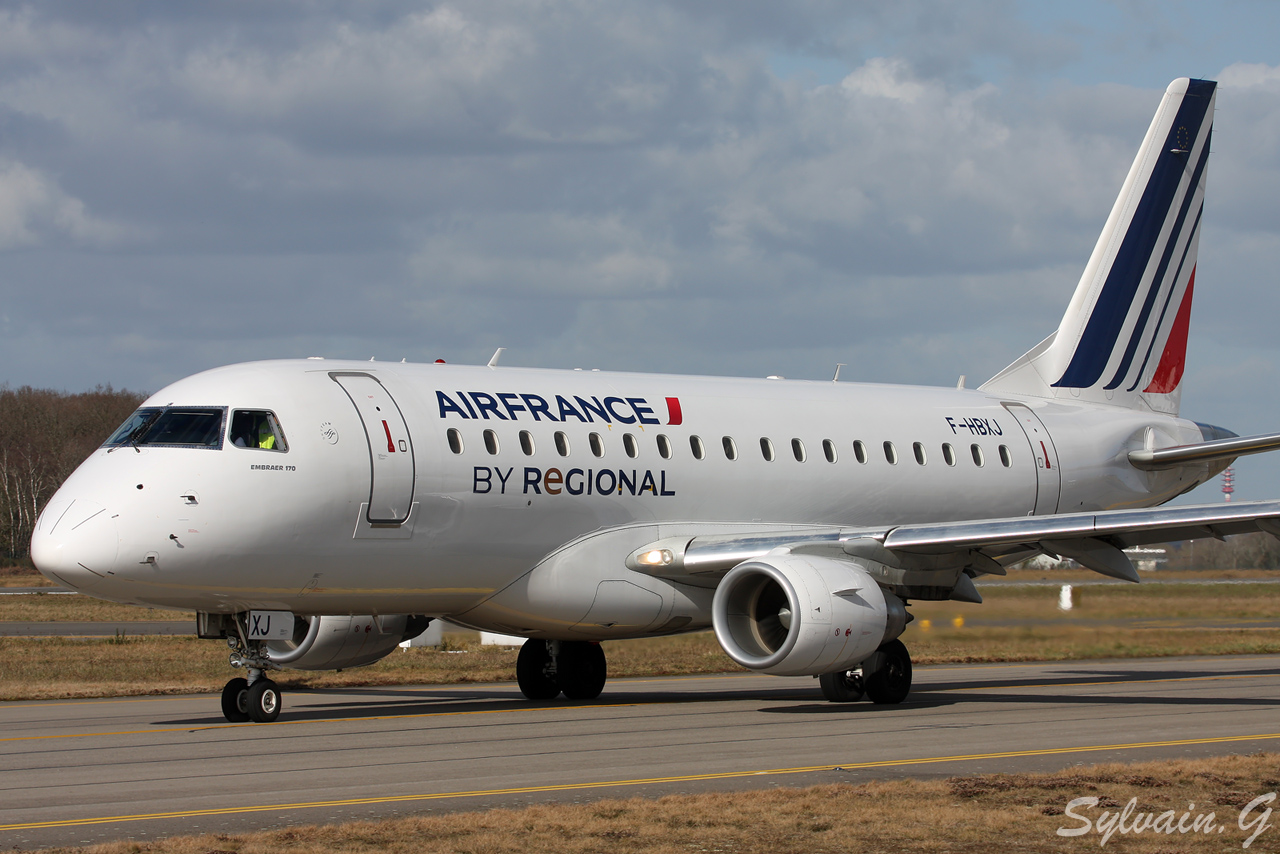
[0,385,145,560]
[1164,531,1280,571]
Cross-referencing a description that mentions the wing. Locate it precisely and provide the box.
[1128,430,1280,470]
[628,499,1280,600]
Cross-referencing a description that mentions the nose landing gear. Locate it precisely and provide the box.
[220,624,284,723]
[221,666,283,723]
[220,677,250,722]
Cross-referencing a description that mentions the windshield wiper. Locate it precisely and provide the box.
[108,407,166,454]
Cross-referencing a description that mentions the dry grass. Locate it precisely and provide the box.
[908,624,1280,663]
[2,581,1280,700]
[32,752,1280,853]
[3,622,1280,702]
[2,581,1278,701]
[913,578,1280,623]
[0,632,744,701]
[0,593,194,621]
[0,563,54,587]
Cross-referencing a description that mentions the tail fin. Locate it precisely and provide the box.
[982,77,1216,415]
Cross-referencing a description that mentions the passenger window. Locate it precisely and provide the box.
[823,439,837,463]
[447,428,463,455]
[554,431,570,456]
[942,443,956,466]
[883,441,898,465]
[690,435,706,460]
[589,432,605,458]
[999,444,1013,467]
[760,438,775,462]
[723,436,738,461]
[913,442,926,465]
[971,444,985,467]
[623,433,639,458]
[657,434,672,460]
[519,430,535,456]
[484,429,500,455]
[853,440,868,464]
[792,439,806,462]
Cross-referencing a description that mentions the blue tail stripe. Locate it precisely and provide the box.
[1052,79,1215,389]
[1103,129,1211,390]
[1125,203,1203,392]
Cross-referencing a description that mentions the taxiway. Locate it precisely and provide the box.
[2,654,1278,850]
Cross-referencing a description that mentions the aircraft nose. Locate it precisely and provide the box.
[30,498,120,592]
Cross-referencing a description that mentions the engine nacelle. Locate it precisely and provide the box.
[711,554,906,676]
[264,614,430,671]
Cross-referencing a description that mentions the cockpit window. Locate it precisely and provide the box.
[102,407,226,449]
[230,410,288,452]
[103,408,162,448]
[144,409,226,447]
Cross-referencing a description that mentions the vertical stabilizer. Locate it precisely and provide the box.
[982,78,1216,415]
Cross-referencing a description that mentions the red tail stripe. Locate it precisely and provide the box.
[1144,269,1195,394]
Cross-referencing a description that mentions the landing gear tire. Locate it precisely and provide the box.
[221,677,250,722]
[864,639,912,705]
[819,668,865,702]
[245,679,282,722]
[556,641,607,700]
[517,640,561,700]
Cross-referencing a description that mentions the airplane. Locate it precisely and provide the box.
[30,77,1280,723]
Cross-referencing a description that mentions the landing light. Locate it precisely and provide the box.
[637,548,674,567]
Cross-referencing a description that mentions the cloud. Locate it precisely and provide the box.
[0,160,131,249]
[0,2,1277,502]
[409,214,675,299]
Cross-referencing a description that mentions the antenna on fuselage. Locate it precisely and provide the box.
[487,348,505,368]
[957,375,966,389]
[832,363,846,382]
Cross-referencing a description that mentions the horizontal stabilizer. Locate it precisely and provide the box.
[1128,431,1280,470]
[884,499,1280,555]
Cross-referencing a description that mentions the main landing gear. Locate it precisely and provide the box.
[516,639,608,701]
[819,639,912,705]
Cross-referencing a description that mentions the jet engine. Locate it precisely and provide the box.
[711,554,906,676]
[263,614,431,671]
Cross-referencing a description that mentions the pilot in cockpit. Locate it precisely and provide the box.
[230,410,283,450]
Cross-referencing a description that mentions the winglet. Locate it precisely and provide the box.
[487,348,505,368]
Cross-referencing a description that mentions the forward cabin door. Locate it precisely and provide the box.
[331,373,415,524]
[1003,403,1061,516]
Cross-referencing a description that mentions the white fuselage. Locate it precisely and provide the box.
[31,359,1212,637]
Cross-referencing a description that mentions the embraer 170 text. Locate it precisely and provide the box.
[31,78,1280,722]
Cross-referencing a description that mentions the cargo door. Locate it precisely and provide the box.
[332,373,415,524]
[1002,403,1061,515]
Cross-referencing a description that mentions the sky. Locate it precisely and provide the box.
[1,0,1279,502]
